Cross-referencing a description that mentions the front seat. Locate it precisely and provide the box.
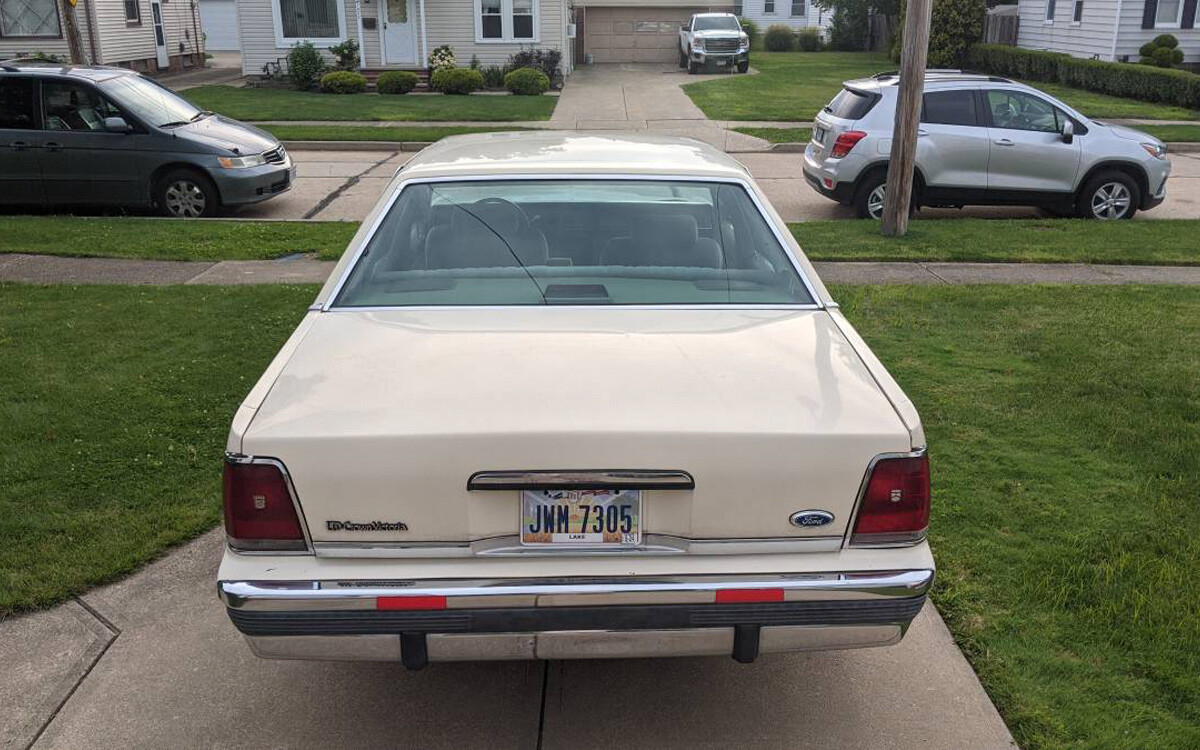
[425,209,521,269]
[600,214,723,268]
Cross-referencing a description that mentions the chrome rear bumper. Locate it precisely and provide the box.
[220,569,932,668]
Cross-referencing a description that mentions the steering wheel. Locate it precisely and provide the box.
[473,197,531,234]
[995,100,1018,128]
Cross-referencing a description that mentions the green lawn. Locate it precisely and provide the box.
[182,85,557,122]
[3,282,1198,748]
[792,219,1200,265]
[1141,124,1200,142]
[685,51,1199,121]
[0,217,357,261]
[0,284,316,615]
[732,127,812,143]
[261,124,529,142]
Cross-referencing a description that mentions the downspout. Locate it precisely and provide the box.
[419,0,428,66]
[355,0,367,68]
[1109,0,1125,60]
[82,0,99,63]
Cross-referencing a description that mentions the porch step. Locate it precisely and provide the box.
[361,68,431,92]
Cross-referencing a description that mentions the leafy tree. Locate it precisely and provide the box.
[816,0,897,51]
[892,0,985,67]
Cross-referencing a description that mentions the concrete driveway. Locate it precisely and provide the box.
[234,148,1200,223]
[3,530,1015,750]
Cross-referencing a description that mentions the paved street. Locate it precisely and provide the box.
[231,147,1200,223]
[2,530,1015,750]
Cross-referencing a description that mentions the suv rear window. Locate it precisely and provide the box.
[824,87,876,120]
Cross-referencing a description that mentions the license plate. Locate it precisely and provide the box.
[520,489,641,547]
[815,127,826,145]
[715,59,728,66]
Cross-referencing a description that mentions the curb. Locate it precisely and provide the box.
[281,140,433,152]
[1168,142,1200,153]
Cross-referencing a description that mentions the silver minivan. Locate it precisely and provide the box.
[0,61,294,218]
[802,70,1171,220]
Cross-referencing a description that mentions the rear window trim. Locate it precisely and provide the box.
[321,173,825,312]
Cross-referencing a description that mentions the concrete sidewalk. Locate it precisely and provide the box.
[4,251,1200,287]
[2,529,1016,750]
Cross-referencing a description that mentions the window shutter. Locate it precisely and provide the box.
[1141,0,1158,27]
[1183,0,1197,28]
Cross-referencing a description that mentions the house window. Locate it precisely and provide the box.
[1155,0,1183,26]
[276,0,342,41]
[0,0,62,37]
[765,0,775,13]
[1072,0,1083,21]
[124,0,140,23]
[733,0,742,14]
[1044,0,1055,21]
[791,0,804,16]
[475,0,539,42]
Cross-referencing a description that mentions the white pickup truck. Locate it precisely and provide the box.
[679,13,750,74]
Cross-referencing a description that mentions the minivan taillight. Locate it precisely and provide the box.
[830,130,867,159]
[223,457,308,552]
[850,453,929,547]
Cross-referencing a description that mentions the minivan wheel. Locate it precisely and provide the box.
[156,169,219,218]
[1078,171,1139,220]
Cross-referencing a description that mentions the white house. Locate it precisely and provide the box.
[1017,0,1199,63]
[0,0,205,72]
[732,0,831,36]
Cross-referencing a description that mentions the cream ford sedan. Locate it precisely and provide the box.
[218,133,934,669]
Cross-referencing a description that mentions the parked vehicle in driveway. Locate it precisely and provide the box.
[0,61,293,218]
[802,70,1171,220]
[680,13,750,74]
[217,132,934,669]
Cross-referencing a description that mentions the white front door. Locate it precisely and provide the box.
[150,0,170,69]
[381,0,417,64]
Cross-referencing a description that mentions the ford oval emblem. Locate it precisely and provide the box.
[790,510,835,528]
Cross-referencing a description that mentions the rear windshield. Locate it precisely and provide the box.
[694,16,740,30]
[824,87,876,120]
[332,180,814,307]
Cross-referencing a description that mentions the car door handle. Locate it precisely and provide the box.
[8,140,31,151]
[917,129,929,137]
[43,141,63,152]
[993,138,1014,146]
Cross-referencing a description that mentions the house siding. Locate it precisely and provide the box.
[737,0,833,35]
[1017,0,1199,62]
[423,0,567,68]
[238,0,360,75]
[0,0,96,62]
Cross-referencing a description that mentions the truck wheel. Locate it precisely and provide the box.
[737,58,749,74]
[1076,170,1139,220]
[687,49,699,74]
[679,48,688,69]
[155,168,220,218]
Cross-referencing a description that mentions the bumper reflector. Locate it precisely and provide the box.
[715,588,785,604]
[377,596,448,611]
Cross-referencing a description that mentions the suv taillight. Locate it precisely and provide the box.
[830,130,867,159]
[223,457,308,552]
[850,453,929,547]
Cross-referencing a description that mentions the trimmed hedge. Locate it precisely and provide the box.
[319,70,367,94]
[967,43,1200,110]
[504,67,550,95]
[431,67,484,95]
[764,24,795,52]
[376,70,419,94]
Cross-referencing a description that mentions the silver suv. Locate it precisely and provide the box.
[802,71,1171,220]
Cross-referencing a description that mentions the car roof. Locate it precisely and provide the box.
[693,11,737,16]
[0,61,136,82]
[398,131,752,180]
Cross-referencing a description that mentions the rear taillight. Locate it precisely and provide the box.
[850,453,929,547]
[830,130,867,159]
[223,457,308,552]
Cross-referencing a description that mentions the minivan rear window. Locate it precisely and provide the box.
[824,87,876,120]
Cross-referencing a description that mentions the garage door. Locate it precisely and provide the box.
[584,7,702,63]
[200,0,238,51]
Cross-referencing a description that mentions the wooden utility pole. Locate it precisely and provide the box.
[62,0,88,64]
[880,0,932,236]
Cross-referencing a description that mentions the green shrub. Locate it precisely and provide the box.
[738,17,760,49]
[431,67,484,94]
[376,70,419,94]
[481,64,506,88]
[894,0,985,67]
[967,43,1200,110]
[503,66,549,95]
[319,70,367,94]
[504,48,563,84]
[287,42,326,90]
[797,28,823,51]
[764,24,796,52]
[328,39,360,70]
[1140,34,1184,68]
[429,44,456,71]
